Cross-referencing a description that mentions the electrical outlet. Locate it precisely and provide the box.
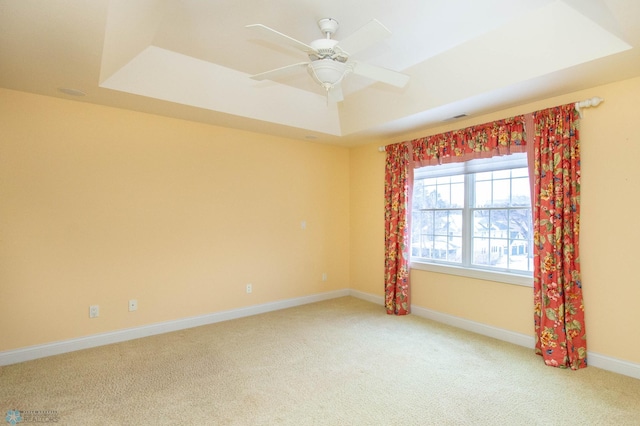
[89,305,99,318]
[322,272,328,282]
[128,299,138,312]
[246,283,252,294]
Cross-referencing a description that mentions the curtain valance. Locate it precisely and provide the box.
[410,116,527,168]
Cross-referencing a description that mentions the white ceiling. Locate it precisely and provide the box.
[1,0,639,146]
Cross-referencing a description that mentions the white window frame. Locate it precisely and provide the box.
[410,153,533,287]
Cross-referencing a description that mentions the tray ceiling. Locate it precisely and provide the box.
[1,0,639,146]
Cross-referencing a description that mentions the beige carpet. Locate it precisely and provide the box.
[1,296,639,425]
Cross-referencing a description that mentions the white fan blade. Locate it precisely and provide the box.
[335,19,391,56]
[250,62,309,81]
[351,61,410,88]
[328,84,344,103]
[246,24,317,54]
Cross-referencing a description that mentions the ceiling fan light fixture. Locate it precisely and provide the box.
[248,18,406,101]
[308,59,349,90]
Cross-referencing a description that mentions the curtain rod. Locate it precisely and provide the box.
[378,96,604,152]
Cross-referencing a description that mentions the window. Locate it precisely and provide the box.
[411,153,532,285]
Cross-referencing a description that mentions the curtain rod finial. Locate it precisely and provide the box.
[575,96,604,118]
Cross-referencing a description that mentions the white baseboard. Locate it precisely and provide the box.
[0,289,350,366]
[410,304,536,349]
[588,352,640,380]
[348,289,385,306]
[4,288,640,380]
[348,289,640,380]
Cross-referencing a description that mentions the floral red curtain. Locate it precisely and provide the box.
[384,143,411,315]
[532,104,587,369]
[384,117,525,315]
[384,107,587,369]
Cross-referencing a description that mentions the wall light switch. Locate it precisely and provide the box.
[89,305,99,318]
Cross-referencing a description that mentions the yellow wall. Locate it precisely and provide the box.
[3,76,640,366]
[350,76,640,365]
[0,89,350,351]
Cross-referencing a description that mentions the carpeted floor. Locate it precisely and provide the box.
[1,296,639,425]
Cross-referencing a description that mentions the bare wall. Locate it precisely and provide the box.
[0,89,350,351]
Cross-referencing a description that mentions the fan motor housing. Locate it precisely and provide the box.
[309,39,344,61]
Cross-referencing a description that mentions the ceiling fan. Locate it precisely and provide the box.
[246,18,410,103]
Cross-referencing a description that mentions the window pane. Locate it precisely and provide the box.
[490,210,508,238]
[437,184,451,207]
[449,210,462,236]
[474,180,492,208]
[420,184,434,208]
[491,238,508,266]
[511,177,530,206]
[492,170,510,179]
[431,210,444,234]
[472,238,490,266]
[492,180,510,206]
[433,236,448,259]
[451,182,464,207]
[448,236,462,262]
[411,207,463,264]
[413,210,433,238]
[473,210,490,237]
[511,167,528,178]
[509,209,532,240]
[508,208,533,272]
[476,171,492,181]
[510,249,532,272]
[412,211,433,258]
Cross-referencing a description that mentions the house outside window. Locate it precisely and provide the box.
[411,153,533,286]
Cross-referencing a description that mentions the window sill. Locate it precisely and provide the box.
[410,261,533,287]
